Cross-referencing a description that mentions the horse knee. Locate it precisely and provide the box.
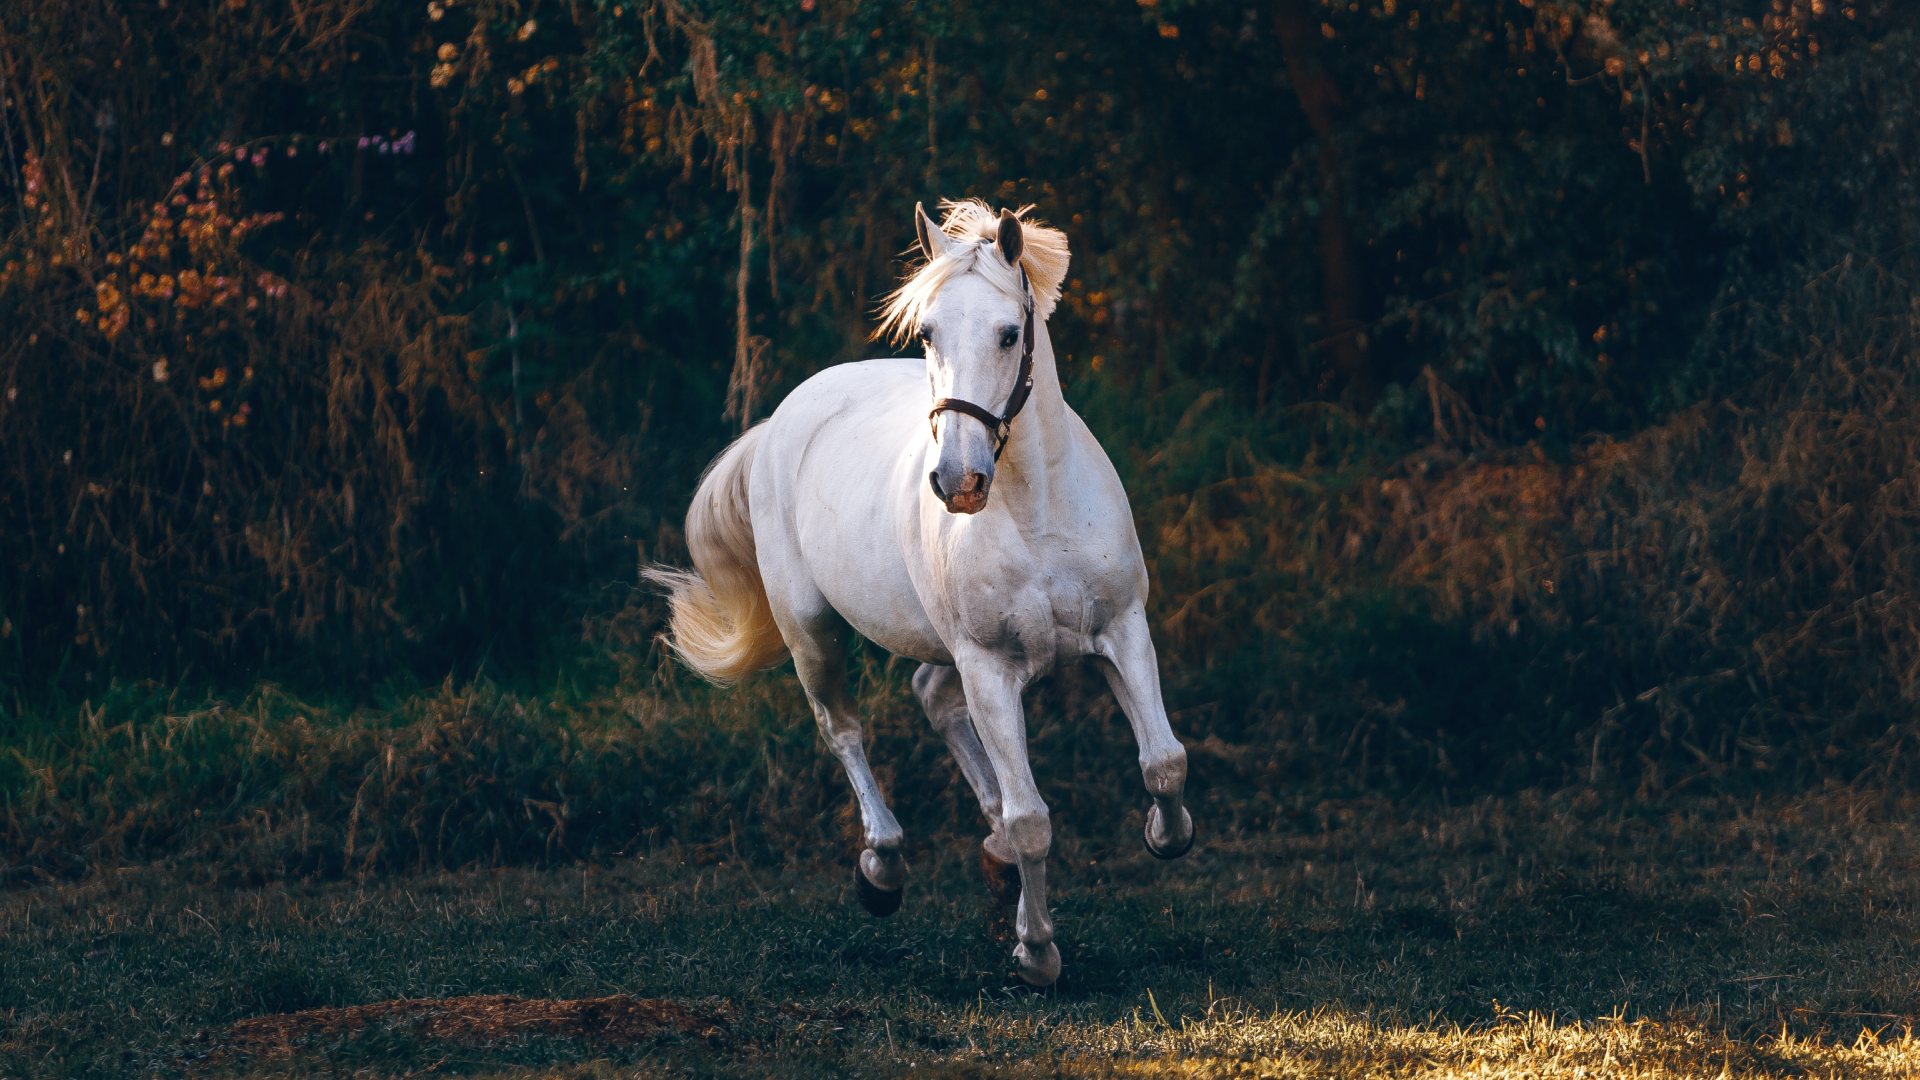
[912,665,967,729]
[910,663,942,702]
[1004,810,1051,862]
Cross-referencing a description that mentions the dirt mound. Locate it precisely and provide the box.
[204,994,730,1060]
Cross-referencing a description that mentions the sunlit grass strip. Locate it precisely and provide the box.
[1006,1004,1920,1078]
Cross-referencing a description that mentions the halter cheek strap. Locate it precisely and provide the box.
[927,266,1036,462]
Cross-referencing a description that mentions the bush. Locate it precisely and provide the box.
[1,0,1917,814]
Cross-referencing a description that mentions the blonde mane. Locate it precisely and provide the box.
[875,199,1071,344]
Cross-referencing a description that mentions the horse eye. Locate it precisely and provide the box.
[999,327,1019,350]
[917,327,933,348]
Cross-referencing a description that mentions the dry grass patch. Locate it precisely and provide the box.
[1089,1008,1920,1079]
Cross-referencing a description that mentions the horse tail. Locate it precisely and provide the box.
[643,425,788,684]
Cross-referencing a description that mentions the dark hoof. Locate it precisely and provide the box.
[854,862,903,917]
[1144,804,1195,861]
[1013,940,1062,988]
[979,843,1022,907]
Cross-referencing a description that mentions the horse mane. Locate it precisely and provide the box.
[874,199,1071,344]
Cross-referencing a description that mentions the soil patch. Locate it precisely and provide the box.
[203,994,731,1061]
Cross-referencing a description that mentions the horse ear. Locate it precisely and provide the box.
[915,202,950,260]
[996,208,1024,267]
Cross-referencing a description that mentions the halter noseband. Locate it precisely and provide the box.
[926,266,1036,462]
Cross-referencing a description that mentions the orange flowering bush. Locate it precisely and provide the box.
[66,161,291,433]
[0,112,626,680]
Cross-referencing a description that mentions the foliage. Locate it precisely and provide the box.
[1,1,1918,791]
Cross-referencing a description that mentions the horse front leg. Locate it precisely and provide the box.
[954,656,1060,987]
[1094,605,1194,860]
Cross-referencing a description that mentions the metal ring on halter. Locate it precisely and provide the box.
[927,266,1036,463]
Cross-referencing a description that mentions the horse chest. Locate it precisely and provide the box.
[948,530,1136,668]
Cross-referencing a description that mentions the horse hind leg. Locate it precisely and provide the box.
[912,663,1019,907]
[779,606,907,916]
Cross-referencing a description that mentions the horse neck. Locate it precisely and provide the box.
[996,319,1070,510]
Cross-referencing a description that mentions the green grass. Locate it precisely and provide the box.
[6,789,1918,1077]
[0,672,869,883]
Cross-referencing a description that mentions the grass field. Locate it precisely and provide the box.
[6,788,1918,1077]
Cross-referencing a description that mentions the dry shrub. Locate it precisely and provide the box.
[0,115,631,684]
[1142,256,1920,790]
[1402,258,1918,779]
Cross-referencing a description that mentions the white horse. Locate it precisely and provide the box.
[646,199,1192,987]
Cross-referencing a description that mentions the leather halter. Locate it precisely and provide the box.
[926,266,1036,462]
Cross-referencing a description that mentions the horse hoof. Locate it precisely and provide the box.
[1013,941,1061,988]
[1144,804,1194,861]
[854,860,903,917]
[980,843,1022,907]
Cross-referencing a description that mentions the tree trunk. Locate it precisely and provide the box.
[1273,0,1373,408]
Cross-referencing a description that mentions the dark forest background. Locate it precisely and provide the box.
[3,0,1919,877]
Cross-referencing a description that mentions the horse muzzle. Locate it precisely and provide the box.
[928,466,992,515]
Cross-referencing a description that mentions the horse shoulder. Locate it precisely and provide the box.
[1056,413,1150,582]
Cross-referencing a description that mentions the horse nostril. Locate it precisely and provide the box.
[959,470,986,494]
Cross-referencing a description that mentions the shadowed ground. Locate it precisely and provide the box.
[5,789,1918,1077]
